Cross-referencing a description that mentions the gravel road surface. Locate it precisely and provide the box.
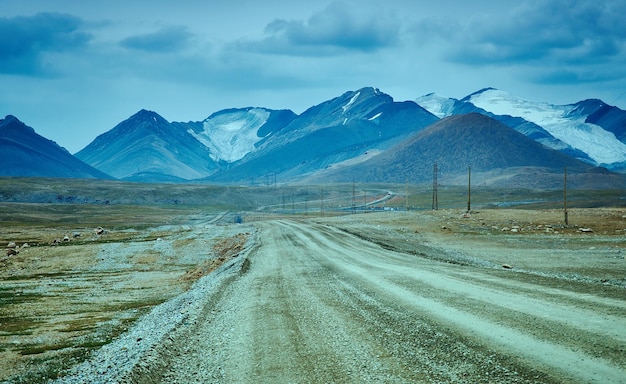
[99,219,624,384]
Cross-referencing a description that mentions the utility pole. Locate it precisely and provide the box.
[432,162,438,210]
[564,167,568,225]
[352,180,356,214]
[405,179,408,211]
[467,166,471,213]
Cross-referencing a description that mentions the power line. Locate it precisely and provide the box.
[611,91,626,105]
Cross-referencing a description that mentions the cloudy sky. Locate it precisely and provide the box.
[1,0,625,153]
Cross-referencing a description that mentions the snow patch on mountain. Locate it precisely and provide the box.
[368,112,382,121]
[415,93,455,118]
[190,108,270,162]
[342,92,360,113]
[325,149,382,170]
[468,89,626,165]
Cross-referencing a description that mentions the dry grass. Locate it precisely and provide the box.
[0,205,251,384]
[181,233,250,281]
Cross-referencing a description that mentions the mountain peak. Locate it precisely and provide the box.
[415,93,457,119]
[128,109,169,124]
[2,115,20,123]
[0,116,111,178]
[76,109,219,181]
[345,87,391,102]
[354,86,385,97]
[333,87,394,114]
[1,115,35,135]
[136,108,157,115]
[461,87,501,102]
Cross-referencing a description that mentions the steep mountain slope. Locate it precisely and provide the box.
[570,99,626,142]
[76,110,218,182]
[0,115,112,179]
[206,87,439,182]
[464,88,626,166]
[10,86,622,185]
[313,113,619,188]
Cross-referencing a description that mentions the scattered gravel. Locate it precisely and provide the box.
[49,236,254,384]
[37,209,625,383]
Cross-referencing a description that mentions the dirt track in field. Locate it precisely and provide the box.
[149,211,625,383]
[3,208,625,383]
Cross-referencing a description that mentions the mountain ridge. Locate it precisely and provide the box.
[307,113,600,188]
[203,87,439,183]
[415,92,597,164]
[75,109,219,182]
[0,115,113,179]
[3,87,626,187]
[457,88,626,166]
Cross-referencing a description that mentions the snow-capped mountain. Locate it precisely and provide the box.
[416,92,592,163]
[314,113,613,189]
[417,88,626,168]
[205,87,439,182]
[5,86,625,186]
[0,115,112,179]
[569,99,626,143]
[75,107,296,182]
[466,88,626,166]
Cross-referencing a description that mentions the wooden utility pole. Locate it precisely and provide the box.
[564,167,568,225]
[432,162,438,210]
[467,166,471,213]
[352,180,356,214]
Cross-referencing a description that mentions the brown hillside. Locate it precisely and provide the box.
[317,113,619,188]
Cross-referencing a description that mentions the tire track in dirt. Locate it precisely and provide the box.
[291,221,626,381]
[154,219,625,383]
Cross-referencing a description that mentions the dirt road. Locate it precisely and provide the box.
[137,219,626,383]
